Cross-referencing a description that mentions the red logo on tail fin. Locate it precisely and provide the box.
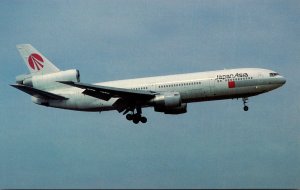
[28,53,44,70]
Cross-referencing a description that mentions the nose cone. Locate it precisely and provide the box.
[278,76,286,86]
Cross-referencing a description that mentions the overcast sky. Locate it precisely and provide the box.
[0,0,299,188]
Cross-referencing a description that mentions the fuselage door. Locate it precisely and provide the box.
[258,73,264,84]
[209,78,216,96]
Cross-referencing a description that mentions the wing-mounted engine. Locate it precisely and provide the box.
[151,92,187,114]
[16,69,80,90]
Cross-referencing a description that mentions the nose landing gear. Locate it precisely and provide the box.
[242,97,249,111]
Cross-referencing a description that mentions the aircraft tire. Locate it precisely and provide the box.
[244,106,249,111]
[133,118,139,124]
[132,114,140,124]
[126,114,133,121]
[140,116,147,123]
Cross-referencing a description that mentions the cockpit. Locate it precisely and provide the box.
[269,72,280,77]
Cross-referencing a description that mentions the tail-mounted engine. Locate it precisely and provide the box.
[152,92,187,114]
[16,69,80,90]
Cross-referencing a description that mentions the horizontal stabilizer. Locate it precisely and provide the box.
[11,84,68,100]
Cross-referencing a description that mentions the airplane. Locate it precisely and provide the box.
[11,44,286,124]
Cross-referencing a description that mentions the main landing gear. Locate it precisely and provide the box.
[242,97,249,111]
[125,107,147,124]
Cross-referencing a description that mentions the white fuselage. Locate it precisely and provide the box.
[38,68,286,111]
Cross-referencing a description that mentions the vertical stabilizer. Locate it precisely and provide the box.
[16,44,60,75]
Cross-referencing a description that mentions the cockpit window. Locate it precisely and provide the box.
[270,73,279,77]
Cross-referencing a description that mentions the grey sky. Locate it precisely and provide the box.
[0,0,299,188]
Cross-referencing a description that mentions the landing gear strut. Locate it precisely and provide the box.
[125,107,147,124]
[242,97,249,111]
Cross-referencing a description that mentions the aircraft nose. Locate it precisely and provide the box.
[278,76,286,85]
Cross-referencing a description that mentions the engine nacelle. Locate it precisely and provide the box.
[16,74,32,85]
[152,92,187,114]
[163,103,187,114]
[16,69,80,90]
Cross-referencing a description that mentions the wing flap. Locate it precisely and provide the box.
[82,89,111,101]
[11,84,68,100]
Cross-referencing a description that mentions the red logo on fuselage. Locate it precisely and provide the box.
[28,53,44,70]
[228,81,236,88]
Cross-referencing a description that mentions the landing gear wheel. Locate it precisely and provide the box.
[133,116,140,124]
[126,114,133,121]
[243,106,249,111]
[140,116,147,123]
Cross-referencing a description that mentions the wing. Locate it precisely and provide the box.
[58,81,157,100]
[58,81,157,112]
[11,84,68,100]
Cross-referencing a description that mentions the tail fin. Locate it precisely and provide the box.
[16,44,60,75]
